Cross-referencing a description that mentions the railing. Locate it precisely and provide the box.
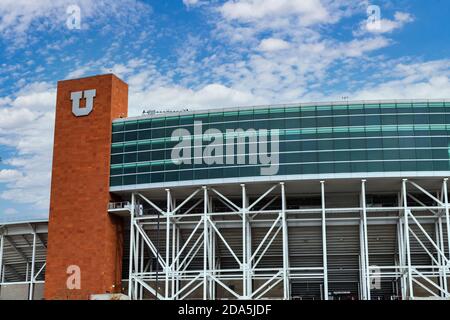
[108,201,131,210]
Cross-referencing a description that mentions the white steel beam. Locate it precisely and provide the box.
[280,182,290,299]
[0,235,3,286]
[443,179,450,260]
[402,179,414,299]
[28,232,36,300]
[320,181,329,300]
[203,186,208,300]
[128,193,136,299]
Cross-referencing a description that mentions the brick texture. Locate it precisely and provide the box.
[44,74,128,300]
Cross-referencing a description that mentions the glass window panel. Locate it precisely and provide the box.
[351,151,366,161]
[138,141,152,151]
[112,133,124,143]
[384,150,399,160]
[180,115,194,125]
[110,167,123,176]
[112,123,124,133]
[301,163,317,174]
[111,154,123,165]
[416,161,433,171]
[382,115,397,125]
[123,165,136,174]
[151,118,165,129]
[124,143,137,153]
[151,172,164,183]
[151,150,164,161]
[209,168,223,179]
[123,175,136,185]
[137,174,150,184]
[318,152,333,162]
[368,138,382,149]
[125,121,137,131]
[194,169,208,180]
[179,169,193,181]
[223,167,239,178]
[138,130,151,140]
[301,117,316,128]
[124,153,137,163]
[317,140,333,150]
[433,161,449,171]
[334,151,350,161]
[350,139,366,149]
[367,162,383,172]
[165,170,179,182]
[318,163,333,173]
[349,116,365,126]
[352,162,367,172]
[137,164,151,173]
[334,139,349,150]
[334,162,351,173]
[367,150,383,160]
[138,120,152,130]
[429,114,443,124]
[125,131,137,141]
[401,161,416,171]
[138,152,151,162]
[431,137,447,147]
[383,138,399,149]
[111,145,123,154]
[286,118,300,129]
[317,117,332,127]
[165,117,179,127]
[110,176,122,186]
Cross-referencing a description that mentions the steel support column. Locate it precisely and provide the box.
[203,186,209,300]
[280,182,290,299]
[360,179,371,300]
[320,181,328,300]
[402,179,414,299]
[128,192,136,299]
[28,231,36,300]
[0,234,3,287]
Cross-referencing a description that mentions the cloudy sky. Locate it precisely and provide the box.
[0,0,449,222]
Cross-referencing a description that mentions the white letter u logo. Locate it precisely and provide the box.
[71,89,96,117]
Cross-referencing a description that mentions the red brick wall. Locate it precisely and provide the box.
[45,74,128,300]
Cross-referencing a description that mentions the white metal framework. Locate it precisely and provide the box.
[123,178,450,300]
[0,220,48,300]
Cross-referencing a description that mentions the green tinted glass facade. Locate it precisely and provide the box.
[110,101,450,187]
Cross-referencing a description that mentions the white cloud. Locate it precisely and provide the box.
[0,169,23,182]
[0,82,55,209]
[220,0,330,26]
[352,76,450,100]
[349,60,450,100]
[0,0,151,46]
[129,83,266,115]
[101,64,134,78]
[183,0,201,7]
[206,0,391,104]
[66,66,92,79]
[357,11,414,35]
[4,207,18,215]
[258,38,291,52]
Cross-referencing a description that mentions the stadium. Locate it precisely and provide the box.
[0,74,450,300]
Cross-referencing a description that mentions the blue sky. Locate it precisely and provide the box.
[0,0,449,222]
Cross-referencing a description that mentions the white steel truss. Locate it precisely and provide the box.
[125,178,450,300]
[0,222,47,300]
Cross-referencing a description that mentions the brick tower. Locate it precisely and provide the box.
[45,74,128,299]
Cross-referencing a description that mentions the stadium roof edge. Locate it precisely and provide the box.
[0,218,49,227]
[114,98,450,123]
